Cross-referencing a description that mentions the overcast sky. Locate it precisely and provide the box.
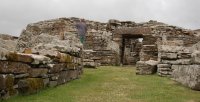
[0,0,200,36]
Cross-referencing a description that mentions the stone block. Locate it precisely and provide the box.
[28,68,48,78]
[172,65,200,90]
[15,73,29,79]
[161,59,191,65]
[158,45,183,53]
[6,52,34,63]
[177,53,192,59]
[157,64,171,68]
[43,78,49,87]
[57,71,69,85]
[191,51,200,64]
[68,70,78,80]
[0,74,18,98]
[56,53,73,63]
[67,63,78,70]
[160,52,177,59]
[48,63,67,73]
[83,61,96,68]
[49,81,57,87]
[0,61,30,74]
[136,60,159,75]
[17,78,44,94]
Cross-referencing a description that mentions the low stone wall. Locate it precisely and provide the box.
[0,51,82,99]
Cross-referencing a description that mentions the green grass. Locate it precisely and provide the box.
[3,66,200,102]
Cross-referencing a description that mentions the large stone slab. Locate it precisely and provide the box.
[0,61,30,74]
[3,52,52,64]
[172,65,200,90]
[6,52,34,63]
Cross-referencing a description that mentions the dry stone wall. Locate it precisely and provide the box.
[0,19,83,99]
[0,51,82,99]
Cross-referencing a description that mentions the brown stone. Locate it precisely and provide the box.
[0,74,17,97]
[28,68,48,78]
[17,78,44,94]
[48,63,67,73]
[0,61,30,74]
[6,52,34,63]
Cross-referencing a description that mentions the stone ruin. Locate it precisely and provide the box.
[1,17,200,99]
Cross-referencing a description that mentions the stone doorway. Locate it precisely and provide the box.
[121,34,143,65]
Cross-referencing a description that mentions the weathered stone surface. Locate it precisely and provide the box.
[158,45,184,53]
[57,71,69,85]
[83,61,96,68]
[160,52,177,59]
[15,73,29,79]
[28,68,48,78]
[49,81,57,87]
[0,74,17,98]
[6,52,34,63]
[68,70,79,80]
[49,74,59,81]
[136,60,159,75]
[17,78,44,94]
[17,33,82,55]
[48,63,67,73]
[0,61,30,74]
[0,34,17,52]
[157,64,171,68]
[177,52,192,59]
[0,74,14,90]
[191,51,200,64]
[43,78,49,87]
[161,59,191,65]
[172,65,200,90]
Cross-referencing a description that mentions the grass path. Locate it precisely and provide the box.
[3,66,200,102]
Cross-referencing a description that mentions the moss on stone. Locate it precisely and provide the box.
[18,78,44,94]
[26,78,44,94]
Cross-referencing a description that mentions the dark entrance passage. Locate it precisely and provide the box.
[121,34,143,65]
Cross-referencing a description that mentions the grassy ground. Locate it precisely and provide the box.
[3,66,200,102]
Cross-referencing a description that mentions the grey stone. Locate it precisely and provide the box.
[191,51,200,64]
[49,81,57,87]
[161,59,191,65]
[160,53,177,59]
[28,68,48,78]
[136,60,159,75]
[157,64,171,68]
[15,73,29,79]
[57,71,69,85]
[43,78,50,87]
[172,65,200,90]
